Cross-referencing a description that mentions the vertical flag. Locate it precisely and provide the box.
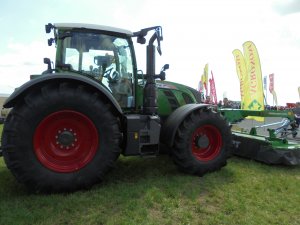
[203,64,209,96]
[272,90,278,106]
[243,41,265,121]
[232,49,249,109]
[263,76,267,90]
[298,86,300,100]
[263,75,268,105]
[198,80,203,92]
[269,73,274,94]
[199,74,205,102]
[209,71,217,104]
[198,80,205,102]
[269,73,277,106]
[201,74,205,90]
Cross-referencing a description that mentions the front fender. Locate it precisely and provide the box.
[3,73,123,114]
[160,103,210,147]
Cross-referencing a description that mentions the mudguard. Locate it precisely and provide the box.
[160,103,210,147]
[3,73,123,114]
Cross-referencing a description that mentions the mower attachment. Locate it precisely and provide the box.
[220,109,300,166]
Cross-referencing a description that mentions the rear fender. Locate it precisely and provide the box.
[160,104,210,147]
[3,74,123,115]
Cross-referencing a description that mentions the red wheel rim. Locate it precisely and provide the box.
[191,125,222,161]
[34,110,98,173]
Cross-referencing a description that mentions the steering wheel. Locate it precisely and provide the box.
[103,67,113,78]
[103,68,120,83]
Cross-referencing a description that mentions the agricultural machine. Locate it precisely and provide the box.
[0,23,232,193]
[221,109,300,165]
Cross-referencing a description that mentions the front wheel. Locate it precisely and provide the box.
[2,82,122,193]
[172,108,232,176]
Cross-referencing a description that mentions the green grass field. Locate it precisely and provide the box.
[0,124,300,225]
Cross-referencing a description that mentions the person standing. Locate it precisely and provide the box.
[293,102,300,127]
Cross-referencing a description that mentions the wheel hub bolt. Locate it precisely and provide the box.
[57,130,76,148]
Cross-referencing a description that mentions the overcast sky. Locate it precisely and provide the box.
[0,0,300,105]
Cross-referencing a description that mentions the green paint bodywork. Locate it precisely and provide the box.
[136,80,200,117]
[219,108,300,150]
[219,109,295,123]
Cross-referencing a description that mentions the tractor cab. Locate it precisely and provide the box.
[46,23,136,108]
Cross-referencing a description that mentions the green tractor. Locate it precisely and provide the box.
[0,23,232,193]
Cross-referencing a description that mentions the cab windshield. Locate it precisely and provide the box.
[59,31,134,108]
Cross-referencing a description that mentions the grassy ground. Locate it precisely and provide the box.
[0,124,300,225]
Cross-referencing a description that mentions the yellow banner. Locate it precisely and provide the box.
[243,41,265,121]
[201,73,205,84]
[232,49,249,109]
[203,64,209,95]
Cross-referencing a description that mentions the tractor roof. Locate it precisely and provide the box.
[54,23,133,36]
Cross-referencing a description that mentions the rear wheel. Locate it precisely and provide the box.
[33,110,99,173]
[2,82,122,193]
[172,108,232,175]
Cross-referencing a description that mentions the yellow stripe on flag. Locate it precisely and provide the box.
[203,64,209,96]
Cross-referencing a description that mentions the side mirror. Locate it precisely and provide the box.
[154,64,169,81]
[48,38,55,46]
[163,64,169,71]
[41,58,54,75]
[45,23,54,33]
[137,36,146,44]
[44,58,52,70]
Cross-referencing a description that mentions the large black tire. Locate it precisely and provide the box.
[2,82,122,193]
[172,108,232,175]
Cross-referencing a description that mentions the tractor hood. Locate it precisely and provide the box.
[157,80,203,103]
[155,80,203,118]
